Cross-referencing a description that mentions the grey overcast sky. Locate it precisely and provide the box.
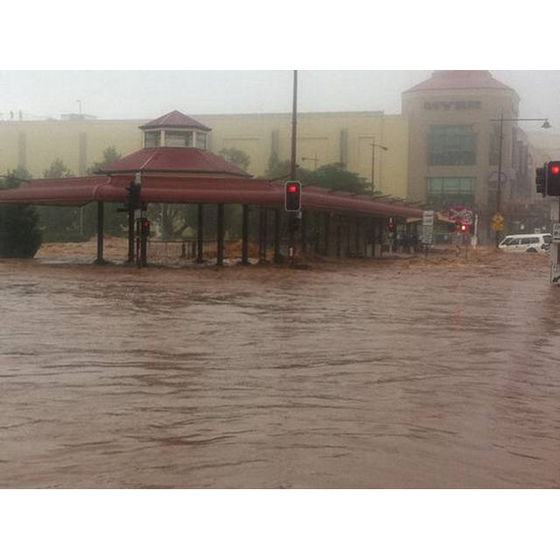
[2,70,560,132]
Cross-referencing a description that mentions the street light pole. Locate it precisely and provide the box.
[370,140,388,192]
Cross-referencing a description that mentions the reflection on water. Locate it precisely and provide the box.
[1,254,560,488]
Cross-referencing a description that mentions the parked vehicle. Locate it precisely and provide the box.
[498,233,552,254]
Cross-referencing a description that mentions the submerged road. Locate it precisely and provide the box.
[1,250,560,488]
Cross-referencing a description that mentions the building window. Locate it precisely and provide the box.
[145,131,160,148]
[196,132,207,150]
[165,131,193,148]
[428,125,476,166]
[427,177,475,210]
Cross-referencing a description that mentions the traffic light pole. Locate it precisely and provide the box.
[289,70,298,266]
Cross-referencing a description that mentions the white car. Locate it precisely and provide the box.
[498,233,552,254]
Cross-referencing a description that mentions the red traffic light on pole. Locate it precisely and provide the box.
[284,180,302,212]
[547,161,560,196]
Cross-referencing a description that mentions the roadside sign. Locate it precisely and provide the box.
[422,210,434,227]
[491,212,505,232]
[422,211,434,245]
[449,206,473,225]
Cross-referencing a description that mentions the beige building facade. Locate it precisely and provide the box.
[0,111,410,199]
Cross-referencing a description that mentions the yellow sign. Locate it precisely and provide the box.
[491,213,505,232]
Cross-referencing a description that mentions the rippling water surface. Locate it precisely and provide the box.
[1,252,560,488]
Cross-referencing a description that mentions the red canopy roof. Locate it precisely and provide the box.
[98,147,251,177]
[0,174,424,219]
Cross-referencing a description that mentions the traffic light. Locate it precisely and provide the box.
[536,166,546,196]
[547,161,560,196]
[284,180,302,212]
[126,180,141,210]
[457,223,470,234]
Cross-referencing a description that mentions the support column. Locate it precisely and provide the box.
[95,201,105,264]
[301,211,307,255]
[241,204,249,265]
[216,203,224,266]
[336,219,342,258]
[197,203,204,263]
[355,218,360,257]
[258,207,267,263]
[324,212,330,256]
[127,207,135,263]
[274,209,281,264]
[140,212,148,268]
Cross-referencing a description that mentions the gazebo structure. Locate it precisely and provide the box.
[0,111,425,266]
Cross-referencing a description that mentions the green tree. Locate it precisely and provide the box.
[261,156,370,194]
[308,162,372,194]
[0,170,42,258]
[219,147,251,171]
[85,147,127,238]
[88,146,122,174]
[38,159,80,242]
[44,158,73,179]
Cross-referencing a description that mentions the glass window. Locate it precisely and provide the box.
[426,177,475,211]
[508,239,520,246]
[165,131,193,148]
[145,131,160,148]
[196,132,207,149]
[428,125,476,166]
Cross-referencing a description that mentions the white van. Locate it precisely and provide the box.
[498,233,552,254]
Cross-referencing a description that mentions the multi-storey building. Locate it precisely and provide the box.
[402,70,548,240]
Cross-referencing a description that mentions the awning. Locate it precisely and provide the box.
[0,174,424,219]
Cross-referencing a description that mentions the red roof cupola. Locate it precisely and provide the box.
[139,110,211,150]
[97,110,250,178]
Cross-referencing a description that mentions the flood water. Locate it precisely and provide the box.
[1,250,560,488]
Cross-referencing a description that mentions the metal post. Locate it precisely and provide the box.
[241,204,249,265]
[289,70,298,266]
[197,203,204,263]
[95,201,105,264]
[140,213,148,268]
[127,206,135,263]
[496,112,504,248]
[216,203,224,266]
[301,211,306,254]
[371,140,376,190]
[355,218,360,256]
[274,209,281,264]
[324,212,330,256]
[336,221,342,258]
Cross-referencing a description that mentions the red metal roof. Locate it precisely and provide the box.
[97,147,251,177]
[403,70,514,94]
[139,110,211,131]
[0,174,424,219]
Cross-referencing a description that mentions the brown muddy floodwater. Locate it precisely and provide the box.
[1,248,560,488]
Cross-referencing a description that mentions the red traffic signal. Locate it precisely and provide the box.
[456,222,470,234]
[547,161,560,196]
[284,180,302,212]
